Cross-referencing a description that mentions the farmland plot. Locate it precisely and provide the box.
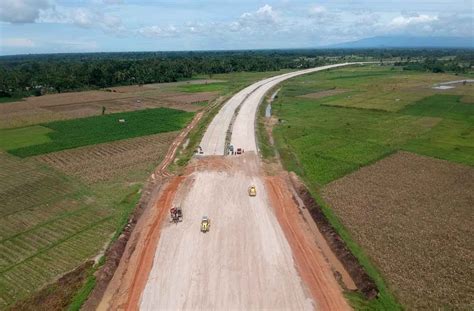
[322,151,474,310]
[0,81,218,129]
[0,153,115,308]
[8,107,193,157]
[35,131,179,183]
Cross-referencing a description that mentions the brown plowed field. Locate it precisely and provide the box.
[35,132,179,183]
[322,151,474,310]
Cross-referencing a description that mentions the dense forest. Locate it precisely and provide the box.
[0,49,472,98]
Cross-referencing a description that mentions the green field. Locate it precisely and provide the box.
[7,108,193,157]
[0,96,25,104]
[0,152,115,308]
[271,66,473,187]
[178,82,227,93]
[0,126,53,150]
[265,65,473,310]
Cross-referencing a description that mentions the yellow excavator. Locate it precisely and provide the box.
[201,216,210,233]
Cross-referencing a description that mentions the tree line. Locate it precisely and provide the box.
[0,49,472,98]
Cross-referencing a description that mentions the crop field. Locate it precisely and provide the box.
[6,107,193,157]
[268,65,474,309]
[0,152,117,308]
[272,65,473,187]
[177,82,227,93]
[0,131,182,308]
[322,151,474,310]
[279,65,473,112]
[0,81,218,130]
[35,131,179,184]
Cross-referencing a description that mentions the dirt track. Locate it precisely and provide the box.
[100,64,359,310]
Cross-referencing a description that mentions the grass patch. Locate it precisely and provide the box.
[67,266,97,311]
[0,96,24,104]
[192,101,209,107]
[400,94,474,121]
[403,119,474,165]
[0,125,52,150]
[178,82,227,93]
[9,107,194,157]
[256,97,275,159]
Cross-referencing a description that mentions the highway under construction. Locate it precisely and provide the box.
[98,63,361,311]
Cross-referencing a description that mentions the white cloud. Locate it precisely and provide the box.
[1,38,35,47]
[39,7,125,34]
[389,14,438,28]
[239,4,279,27]
[138,25,179,38]
[0,0,53,23]
[309,5,326,16]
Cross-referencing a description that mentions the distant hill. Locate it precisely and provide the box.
[326,36,474,48]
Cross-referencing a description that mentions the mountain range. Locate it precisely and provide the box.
[325,36,474,48]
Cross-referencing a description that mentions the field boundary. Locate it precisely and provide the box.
[288,173,378,298]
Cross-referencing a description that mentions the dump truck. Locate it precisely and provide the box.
[248,185,257,197]
[170,206,183,223]
[201,216,210,233]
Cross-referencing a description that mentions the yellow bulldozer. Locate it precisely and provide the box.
[248,185,257,197]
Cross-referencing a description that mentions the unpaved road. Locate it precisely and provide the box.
[100,64,359,311]
[138,64,358,310]
[141,156,315,310]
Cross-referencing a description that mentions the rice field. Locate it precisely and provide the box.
[0,152,116,308]
[322,151,474,310]
[272,66,474,187]
[269,65,474,310]
[35,131,179,184]
[7,107,193,157]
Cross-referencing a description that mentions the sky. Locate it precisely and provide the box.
[0,0,473,55]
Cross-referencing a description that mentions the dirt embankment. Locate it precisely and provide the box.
[289,173,378,299]
[89,176,183,311]
[265,175,352,311]
[260,95,377,300]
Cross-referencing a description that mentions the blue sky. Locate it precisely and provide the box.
[0,0,473,55]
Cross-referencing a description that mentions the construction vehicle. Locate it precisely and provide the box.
[196,146,204,155]
[248,185,257,197]
[170,206,183,223]
[201,216,210,233]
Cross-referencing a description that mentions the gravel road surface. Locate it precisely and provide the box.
[140,157,315,310]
